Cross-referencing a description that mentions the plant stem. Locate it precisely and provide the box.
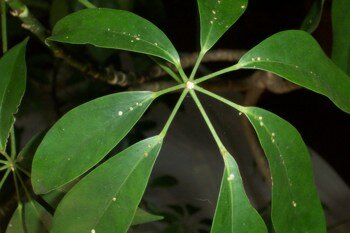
[160,89,188,137]
[78,0,96,8]
[15,165,31,178]
[0,164,9,171]
[10,127,16,159]
[151,57,182,83]
[0,160,8,164]
[1,151,12,163]
[189,90,224,149]
[155,83,185,97]
[0,169,11,192]
[1,0,7,52]
[189,51,205,81]
[12,170,22,204]
[177,66,189,82]
[194,85,245,112]
[194,64,241,84]
[16,172,31,200]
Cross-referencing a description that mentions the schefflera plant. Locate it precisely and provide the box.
[30,0,350,232]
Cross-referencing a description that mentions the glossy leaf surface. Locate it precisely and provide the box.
[51,136,163,233]
[198,0,247,53]
[48,8,180,66]
[332,0,350,74]
[0,39,28,152]
[211,149,267,233]
[6,201,52,233]
[301,0,324,33]
[32,91,154,194]
[243,107,326,233]
[237,30,350,113]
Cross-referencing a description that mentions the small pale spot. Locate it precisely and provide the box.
[227,173,235,181]
[67,158,71,161]
[295,65,299,68]
[272,132,276,137]
[252,58,256,61]
[239,112,243,116]
[292,201,297,207]
[241,5,246,9]
[212,10,216,14]
[259,121,264,126]
[131,40,134,43]
[135,37,140,40]
[136,102,139,106]
[129,107,134,111]
[272,138,275,143]
[210,20,214,24]
[107,28,111,31]
[118,111,123,116]
[139,103,143,106]
[257,57,261,61]
[258,116,263,120]
[186,81,195,90]
[148,144,152,148]
[112,197,117,202]
[91,229,96,233]
[218,0,221,4]
[154,42,158,46]
[144,152,149,157]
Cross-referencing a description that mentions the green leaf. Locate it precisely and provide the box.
[0,39,28,152]
[332,0,350,74]
[50,136,163,233]
[198,0,247,53]
[243,107,326,233]
[49,0,69,28]
[16,132,45,172]
[301,0,324,33]
[6,201,52,233]
[32,91,155,194]
[211,148,268,233]
[237,30,350,114]
[132,208,163,226]
[48,8,180,67]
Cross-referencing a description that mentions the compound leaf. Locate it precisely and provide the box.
[32,91,155,194]
[0,39,28,152]
[211,148,268,233]
[237,30,350,114]
[6,201,52,233]
[243,107,326,233]
[50,136,163,233]
[48,8,180,67]
[198,0,247,53]
[332,0,350,74]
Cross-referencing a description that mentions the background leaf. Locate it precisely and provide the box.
[211,149,267,233]
[32,91,155,194]
[198,0,247,53]
[132,208,163,226]
[51,136,163,233]
[16,132,45,172]
[0,39,28,152]
[6,201,52,233]
[237,30,350,114]
[243,107,326,233]
[48,8,180,67]
[332,0,350,74]
[300,0,325,33]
